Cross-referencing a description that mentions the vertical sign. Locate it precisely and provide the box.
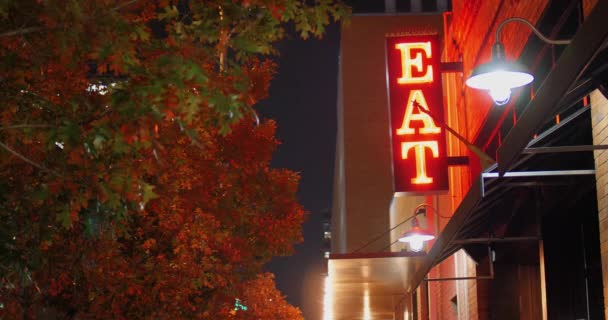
[386,34,448,193]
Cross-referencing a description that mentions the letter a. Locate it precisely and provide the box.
[396,90,441,135]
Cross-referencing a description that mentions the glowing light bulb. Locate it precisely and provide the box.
[398,229,434,252]
[409,237,424,252]
[465,57,534,107]
[489,87,511,105]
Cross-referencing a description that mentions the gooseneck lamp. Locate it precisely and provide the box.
[465,17,571,105]
[398,206,435,252]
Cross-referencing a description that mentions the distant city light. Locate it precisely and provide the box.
[86,82,116,95]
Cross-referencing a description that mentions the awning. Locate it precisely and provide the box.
[410,109,598,290]
[408,1,608,293]
[497,1,608,174]
[326,252,425,319]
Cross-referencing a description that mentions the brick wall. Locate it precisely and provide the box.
[433,1,549,319]
[583,0,599,17]
[464,253,479,320]
[591,89,608,319]
[447,0,549,141]
[437,1,606,319]
[426,251,478,320]
[427,265,449,320]
[438,256,457,320]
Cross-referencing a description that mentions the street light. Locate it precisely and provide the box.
[465,17,571,105]
[398,205,435,252]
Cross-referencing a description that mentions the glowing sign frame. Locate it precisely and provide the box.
[386,34,448,193]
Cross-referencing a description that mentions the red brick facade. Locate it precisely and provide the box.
[422,1,548,319]
[424,1,604,320]
[447,0,548,142]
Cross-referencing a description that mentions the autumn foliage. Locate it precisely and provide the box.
[236,273,303,319]
[0,0,348,318]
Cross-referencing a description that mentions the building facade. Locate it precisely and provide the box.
[327,0,608,319]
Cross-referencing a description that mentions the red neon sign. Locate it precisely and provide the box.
[386,34,448,193]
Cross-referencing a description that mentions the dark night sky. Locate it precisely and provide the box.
[260,24,340,319]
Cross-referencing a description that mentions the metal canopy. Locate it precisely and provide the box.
[326,252,426,319]
[497,1,608,174]
[410,163,596,290]
[410,102,596,289]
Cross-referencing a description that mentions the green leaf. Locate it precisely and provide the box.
[182,62,208,83]
[159,5,179,20]
[135,25,150,41]
[58,121,81,145]
[142,183,159,205]
[110,172,127,190]
[83,210,101,238]
[192,278,203,289]
[95,43,114,61]
[112,134,129,154]
[93,134,105,151]
[57,207,72,229]
[31,185,49,200]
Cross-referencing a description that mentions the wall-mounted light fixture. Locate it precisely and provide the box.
[352,204,440,254]
[465,17,571,105]
[398,205,435,252]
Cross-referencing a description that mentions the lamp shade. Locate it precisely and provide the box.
[398,225,435,252]
[465,42,534,105]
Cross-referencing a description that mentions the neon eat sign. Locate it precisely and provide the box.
[386,34,448,193]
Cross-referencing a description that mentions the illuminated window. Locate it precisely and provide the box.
[324,231,331,239]
[324,251,330,259]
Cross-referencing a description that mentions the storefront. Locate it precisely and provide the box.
[328,0,608,319]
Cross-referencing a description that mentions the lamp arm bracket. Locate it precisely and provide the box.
[351,213,417,253]
[414,203,452,220]
[496,17,571,45]
[413,100,496,169]
[355,204,438,253]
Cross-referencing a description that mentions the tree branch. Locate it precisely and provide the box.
[78,106,111,126]
[0,27,43,38]
[0,0,137,40]
[0,140,62,176]
[413,100,496,169]
[112,0,140,12]
[0,124,53,130]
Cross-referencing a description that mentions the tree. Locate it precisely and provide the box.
[0,0,349,318]
[234,273,303,320]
